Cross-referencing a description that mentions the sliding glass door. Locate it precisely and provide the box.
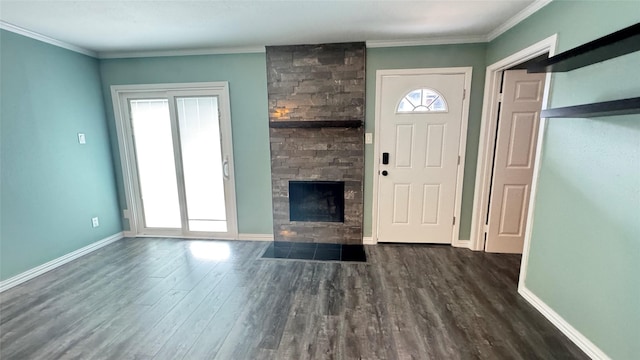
[113,83,237,239]
[129,99,182,229]
[175,96,227,233]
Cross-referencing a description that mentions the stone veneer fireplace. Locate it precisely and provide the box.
[267,42,365,244]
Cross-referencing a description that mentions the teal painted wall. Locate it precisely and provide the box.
[100,45,486,240]
[98,54,273,234]
[365,44,487,239]
[3,11,637,358]
[0,30,121,281]
[488,2,640,359]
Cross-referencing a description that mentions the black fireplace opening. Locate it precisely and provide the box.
[289,181,344,222]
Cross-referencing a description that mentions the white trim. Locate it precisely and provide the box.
[133,234,234,240]
[134,231,240,240]
[451,68,473,248]
[372,67,473,246]
[362,236,375,245]
[519,286,611,360]
[452,239,471,249]
[2,0,549,61]
[0,20,97,58]
[111,82,239,239]
[470,34,557,252]
[518,90,550,285]
[238,233,274,242]
[0,232,124,293]
[486,0,554,41]
[111,82,234,92]
[99,46,265,59]
[371,73,383,244]
[506,36,603,360]
[131,233,273,241]
[366,35,487,48]
[111,88,146,236]
[367,0,551,48]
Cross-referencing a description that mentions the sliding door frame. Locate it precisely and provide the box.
[111,82,238,239]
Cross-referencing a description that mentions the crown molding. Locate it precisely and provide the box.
[0,20,97,58]
[487,0,553,41]
[365,0,551,49]
[2,0,550,59]
[99,46,266,59]
[366,35,487,48]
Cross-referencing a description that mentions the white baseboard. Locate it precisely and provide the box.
[452,239,472,249]
[237,233,274,242]
[0,232,125,293]
[363,236,376,245]
[518,285,610,360]
[112,233,274,242]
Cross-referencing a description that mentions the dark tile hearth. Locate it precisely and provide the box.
[262,241,367,262]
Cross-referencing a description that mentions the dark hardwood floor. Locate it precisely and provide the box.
[0,238,587,359]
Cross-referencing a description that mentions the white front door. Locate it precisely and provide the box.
[376,69,470,243]
[485,70,546,253]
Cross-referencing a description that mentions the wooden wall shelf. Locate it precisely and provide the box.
[528,22,640,118]
[528,22,640,73]
[269,120,363,128]
[541,97,640,118]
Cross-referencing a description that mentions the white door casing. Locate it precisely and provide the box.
[111,82,238,239]
[485,70,546,253]
[375,68,471,244]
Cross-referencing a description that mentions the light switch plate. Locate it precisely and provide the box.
[78,133,86,144]
[365,133,373,144]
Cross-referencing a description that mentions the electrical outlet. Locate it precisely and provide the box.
[91,217,100,228]
[78,133,86,144]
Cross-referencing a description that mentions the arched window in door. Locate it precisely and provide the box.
[397,88,448,113]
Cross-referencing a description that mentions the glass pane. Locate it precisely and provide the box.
[422,93,438,107]
[398,99,415,112]
[431,97,447,111]
[176,97,227,233]
[129,99,181,228]
[397,88,448,113]
[407,90,421,104]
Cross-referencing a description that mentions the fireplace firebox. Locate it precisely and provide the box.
[289,181,344,222]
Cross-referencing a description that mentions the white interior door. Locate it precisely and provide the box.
[113,83,238,239]
[377,71,468,243]
[485,70,546,253]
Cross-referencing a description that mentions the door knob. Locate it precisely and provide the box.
[382,170,388,176]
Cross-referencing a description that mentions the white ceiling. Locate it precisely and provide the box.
[0,0,547,58]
